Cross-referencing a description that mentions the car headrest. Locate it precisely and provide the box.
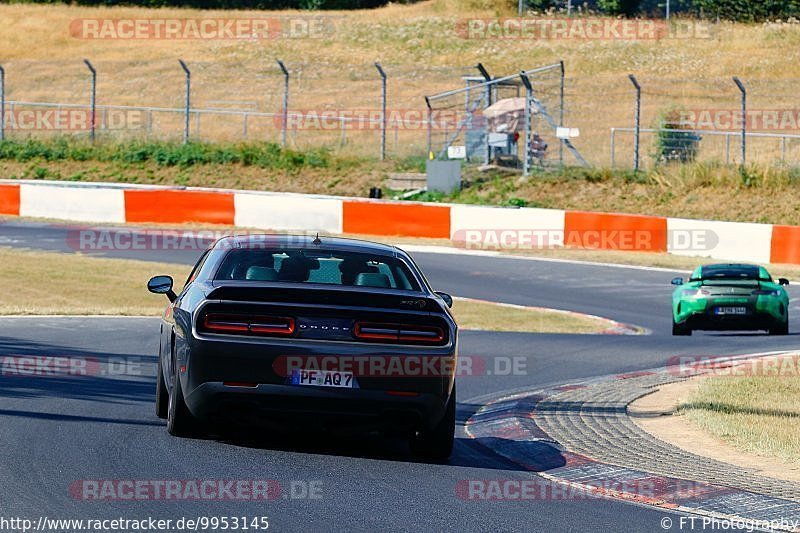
[278,255,319,282]
[353,272,391,288]
[245,266,278,281]
[339,258,378,284]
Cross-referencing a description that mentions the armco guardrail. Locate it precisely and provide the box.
[0,179,796,265]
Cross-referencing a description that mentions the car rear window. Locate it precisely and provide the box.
[214,248,421,291]
[699,265,762,281]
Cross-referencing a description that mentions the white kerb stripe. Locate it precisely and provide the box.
[667,217,773,264]
[450,205,566,247]
[19,184,125,223]
[234,193,343,234]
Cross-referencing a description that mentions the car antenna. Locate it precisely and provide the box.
[312,232,322,245]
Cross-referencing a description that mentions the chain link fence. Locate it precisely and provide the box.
[1,58,799,171]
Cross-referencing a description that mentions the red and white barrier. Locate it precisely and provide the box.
[0,179,798,266]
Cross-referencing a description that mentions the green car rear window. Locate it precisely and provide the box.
[695,265,770,281]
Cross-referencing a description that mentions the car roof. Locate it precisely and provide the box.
[212,234,403,257]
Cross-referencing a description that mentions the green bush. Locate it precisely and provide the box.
[7,0,389,8]
[691,0,800,22]
[596,0,642,16]
[0,139,331,170]
[654,108,701,165]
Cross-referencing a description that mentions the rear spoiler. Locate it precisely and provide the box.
[206,282,444,313]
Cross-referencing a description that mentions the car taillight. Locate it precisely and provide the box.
[201,313,295,337]
[753,289,781,296]
[353,322,445,345]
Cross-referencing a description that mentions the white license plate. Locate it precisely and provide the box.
[291,369,355,388]
[715,306,748,315]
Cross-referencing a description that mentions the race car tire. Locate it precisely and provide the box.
[155,356,168,420]
[672,320,692,336]
[411,383,456,460]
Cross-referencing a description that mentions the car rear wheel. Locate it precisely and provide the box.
[155,357,168,420]
[167,356,197,437]
[410,383,455,460]
[672,320,692,336]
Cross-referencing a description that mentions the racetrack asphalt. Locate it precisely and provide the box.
[1,219,798,532]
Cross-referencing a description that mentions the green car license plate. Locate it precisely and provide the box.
[715,306,747,316]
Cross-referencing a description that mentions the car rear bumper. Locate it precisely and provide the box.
[177,333,456,432]
[184,381,452,433]
[682,310,784,331]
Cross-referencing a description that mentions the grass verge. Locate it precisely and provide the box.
[452,297,612,334]
[6,139,800,225]
[0,247,191,315]
[681,374,800,462]
[0,246,610,333]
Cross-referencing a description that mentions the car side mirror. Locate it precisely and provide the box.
[779,278,790,286]
[670,277,684,286]
[148,275,176,302]
[435,291,453,308]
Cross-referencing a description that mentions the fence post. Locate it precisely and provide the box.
[610,128,616,168]
[519,71,533,177]
[424,96,432,159]
[0,65,5,142]
[83,59,96,143]
[559,61,565,166]
[178,59,191,144]
[277,60,289,147]
[628,74,641,172]
[476,63,492,165]
[733,77,746,167]
[375,62,387,160]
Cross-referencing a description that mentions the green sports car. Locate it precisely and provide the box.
[671,263,790,336]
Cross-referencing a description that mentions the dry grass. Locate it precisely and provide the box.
[452,297,610,333]
[457,165,800,226]
[681,374,800,462]
[1,3,800,165]
[0,246,607,333]
[8,157,800,226]
[0,247,191,315]
[0,157,388,198]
